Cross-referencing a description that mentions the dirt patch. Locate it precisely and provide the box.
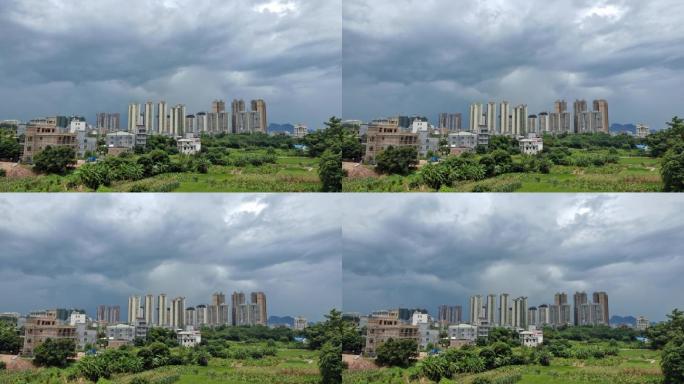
[342,354,379,371]
[0,354,36,372]
[0,162,36,179]
[343,162,379,179]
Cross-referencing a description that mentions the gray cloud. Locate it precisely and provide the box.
[342,0,684,129]
[341,195,684,322]
[0,0,341,129]
[0,194,342,321]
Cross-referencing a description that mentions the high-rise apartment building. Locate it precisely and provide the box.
[170,105,186,137]
[499,293,511,327]
[212,100,226,114]
[171,297,186,329]
[512,297,528,329]
[437,305,462,325]
[499,101,511,135]
[96,113,121,133]
[438,113,462,132]
[485,102,496,134]
[127,296,141,324]
[157,101,168,135]
[469,103,483,132]
[512,105,528,137]
[593,100,610,133]
[144,102,154,133]
[251,99,268,133]
[127,104,141,132]
[157,294,168,327]
[593,291,610,325]
[144,294,154,326]
[528,307,538,326]
[485,294,496,325]
[573,292,588,326]
[251,292,267,326]
[231,291,246,326]
[469,295,482,325]
[573,100,588,133]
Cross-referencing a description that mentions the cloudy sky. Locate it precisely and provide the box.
[0,195,341,322]
[342,195,684,322]
[343,0,684,130]
[0,0,341,129]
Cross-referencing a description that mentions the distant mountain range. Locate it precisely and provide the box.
[610,315,637,327]
[268,315,295,327]
[610,123,637,134]
[268,123,295,134]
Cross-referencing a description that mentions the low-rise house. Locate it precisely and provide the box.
[177,330,202,347]
[75,323,97,350]
[106,131,135,155]
[106,324,136,342]
[365,315,419,356]
[23,316,76,356]
[177,137,202,155]
[519,138,544,155]
[22,126,77,163]
[519,329,544,347]
[448,324,478,349]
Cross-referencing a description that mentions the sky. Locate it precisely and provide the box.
[0,0,341,130]
[343,0,684,130]
[341,195,684,322]
[0,194,342,322]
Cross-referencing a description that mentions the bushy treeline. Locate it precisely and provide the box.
[543,325,638,343]
[201,132,295,150]
[543,132,636,150]
[200,324,294,343]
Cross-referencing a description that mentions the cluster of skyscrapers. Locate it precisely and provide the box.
[466,291,610,330]
[96,305,121,324]
[125,291,267,330]
[465,99,610,137]
[126,98,268,137]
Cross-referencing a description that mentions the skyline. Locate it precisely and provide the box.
[341,195,684,322]
[0,194,342,322]
[343,0,684,130]
[0,0,341,130]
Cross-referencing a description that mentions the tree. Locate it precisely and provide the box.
[318,341,342,384]
[662,334,684,384]
[0,134,21,161]
[318,150,343,192]
[647,309,684,350]
[0,322,21,354]
[375,338,418,367]
[420,163,449,190]
[375,146,418,175]
[33,338,76,367]
[33,146,76,174]
[662,144,684,192]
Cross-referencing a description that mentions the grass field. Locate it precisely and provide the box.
[342,347,662,384]
[0,345,320,384]
[0,150,321,192]
[343,149,663,192]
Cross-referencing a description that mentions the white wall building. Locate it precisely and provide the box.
[519,138,544,155]
[69,313,87,326]
[177,137,202,155]
[177,330,202,347]
[520,329,544,347]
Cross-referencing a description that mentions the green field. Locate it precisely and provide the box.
[342,347,662,384]
[343,149,663,192]
[0,344,320,384]
[0,149,321,192]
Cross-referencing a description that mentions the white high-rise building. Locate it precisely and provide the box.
[157,102,168,135]
[469,103,483,132]
[499,293,510,327]
[512,105,528,137]
[486,102,496,134]
[157,294,168,327]
[128,104,141,132]
[485,294,496,325]
[170,105,186,137]
[469,295,483,325]
[127,295,141,324]
[144,294,154,326]
[171,297,186,329]
[144,102,154,133]
[499,102,511,135]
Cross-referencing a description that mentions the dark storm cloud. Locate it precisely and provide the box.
[0,0,341,129]
[343,0,684,129]
[0,195,342,321]
[341,195,684,322]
